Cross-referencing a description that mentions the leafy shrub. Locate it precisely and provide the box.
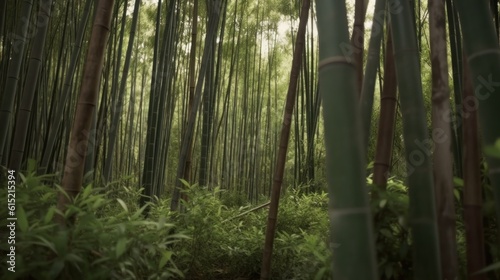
[0,171,187,280]
[368,176,412,280]
[0,169,355,280]
[163,182,332,279]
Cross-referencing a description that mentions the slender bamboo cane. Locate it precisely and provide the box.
[103,0,142,184]
[39,0,93,173]
[170,0,223,211]
[0,0,34,164]
[351,0,366,93]
[445,0,463,178]
[9,0,54,171]
[184,0,198,185]
[462,51,487,280]
[360,0,386,150]
[260,0,309,278]
[372,26,397,188]
[140,0,163,207]
[0,0,7,94]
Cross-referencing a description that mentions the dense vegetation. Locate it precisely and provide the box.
[0,169,331,279]
[2,162,499,279]
[2,0,500,279]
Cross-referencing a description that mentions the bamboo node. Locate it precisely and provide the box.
[468,48,500,62]
[318,56,354,70]
[328,207,370,218]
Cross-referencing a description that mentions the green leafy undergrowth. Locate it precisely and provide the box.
[154,183,332,279]
[0,171,333,280]
[0,172,187,280]
[368,176,412,280]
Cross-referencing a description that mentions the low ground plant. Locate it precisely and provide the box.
[5,168,493,279]
[0,170,186,280]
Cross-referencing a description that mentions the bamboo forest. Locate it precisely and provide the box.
[3,0,500,279]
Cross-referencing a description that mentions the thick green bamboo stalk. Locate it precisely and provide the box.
[389,0,442,278]
[315,0,377,279]
[455,0,500,230]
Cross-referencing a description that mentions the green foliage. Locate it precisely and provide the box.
[484,138,500,159]
[0,172,187,280]
[368,176,412,280]
[159,183,331,279]
[17,168,500,279]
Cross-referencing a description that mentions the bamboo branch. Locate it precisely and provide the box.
[222,201,270,223]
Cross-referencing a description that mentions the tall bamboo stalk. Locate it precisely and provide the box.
[0,0,34,164]
[390,0,442,277]
[351,0,367,94]
[260,0,309,278]
[315,0,377,278]
[103,0,141,184]
[360,0,386,150]
[462,51,487,279]
[445,0,463,178]
[9,0,54,171]
[428,0,458,277]
[170,0,223,211]
[455,0,500,232]
[57,0,115,224]
[372,26,397,188]
[39,0,93,173]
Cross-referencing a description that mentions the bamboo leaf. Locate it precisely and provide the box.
[453,177,464,187]
[484,145,500,158]
[115,238,128,258]
[27,159,37,173]
[159,250,173,269]
[35,236,57,253]
[48,259,65,279]
[472,261,500,275]
[44,206,55,224]
[116,198,128,213]
[17,206,28,232]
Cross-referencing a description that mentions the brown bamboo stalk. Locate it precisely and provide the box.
[56,0,115,225]
[373,26,397,187]
[462,51,486,280]
[260,0,310,278]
